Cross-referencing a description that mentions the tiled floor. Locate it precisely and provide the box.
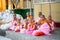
[6,28,60,40]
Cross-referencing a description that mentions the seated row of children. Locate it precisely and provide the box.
[8,12,55,36]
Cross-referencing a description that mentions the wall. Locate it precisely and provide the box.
[34,2,60,22]
[34,5,41,19]
[51,3,60,22]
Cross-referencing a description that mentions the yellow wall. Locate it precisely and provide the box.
[34,5,41,19]
[42,4,50,18]
[34,3,60,22]
[51,3,60,22]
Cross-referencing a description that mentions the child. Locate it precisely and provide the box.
[26,12,32,20]
[32,15,51,36]
[47,15,55,31]
[24,19,29,29]
[14,19,22,32]
[35,12,43,23]
[35,12,43,29]
[25,18,36,35]
[8,14,18,30]
[20,19,29,33]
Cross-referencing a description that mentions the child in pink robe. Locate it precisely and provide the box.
[8,14,18,31]
[32,15,51,36]
[47,15,55,31]
[35,12,42,23]
[20,19,29,33]
[14,19,22,32]
[35,12,43,29]
[25,18,36,35]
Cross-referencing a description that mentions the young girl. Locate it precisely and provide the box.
[32,15,51,36]
[47,15,55,31]
[20,19,29,33]
[35,12,43,23]
[26,12,32,20]
[8,14,18,31]
[14,19,22,32]
[24,19,29,29]
[25,18,36,35]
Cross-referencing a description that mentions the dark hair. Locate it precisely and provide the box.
[39,12,42,15]
[38,12,42,17]
[42,15,46,19]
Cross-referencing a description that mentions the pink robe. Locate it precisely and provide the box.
[20,23,27,33]
[32,22,51,36]
[20,28,26,33]
[8,20,18,31]
[25,23,35,35]
[14,24,22,32]
[20,21,29,34]
[35,17,41,23]
[49,22,55,31]
[35,17,42,29]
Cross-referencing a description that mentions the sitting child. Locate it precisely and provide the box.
[24,19,29,29]
[8,14,18,31]
[47,15,55,31]
[35,12,43,23]
[20,19,29,33]
[25,18,36,35]
[32,15,51,36]
[26,12,33,20]
[14,19,22,32]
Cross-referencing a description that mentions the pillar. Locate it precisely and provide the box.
[0,0,2,11]
[1,0,6,11]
